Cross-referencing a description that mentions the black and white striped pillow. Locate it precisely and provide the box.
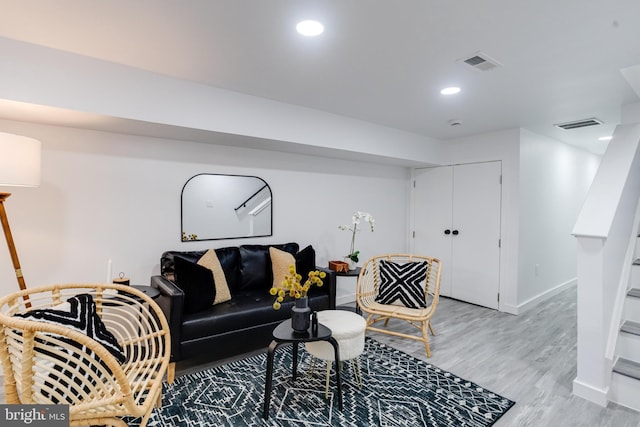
[15,293,125,363]
[14,293,126,403]
[375,260,428,309]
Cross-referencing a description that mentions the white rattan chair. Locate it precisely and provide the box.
[356,254,442,357]
[0,283,171,427]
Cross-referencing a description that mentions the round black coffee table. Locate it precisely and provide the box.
[263,319,343,419]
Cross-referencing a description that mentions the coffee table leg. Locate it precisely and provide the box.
[328,337,343,411]
[292,342,299,381]
[263,340,279,419]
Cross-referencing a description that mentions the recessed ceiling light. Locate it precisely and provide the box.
[440,86,461,95]
[598,136,613,141]
[296,20,324,36]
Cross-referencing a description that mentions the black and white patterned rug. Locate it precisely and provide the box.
[134,338,514,426]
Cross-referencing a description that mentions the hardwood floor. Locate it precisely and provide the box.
[367,286,640,427]
[1,286,638,426]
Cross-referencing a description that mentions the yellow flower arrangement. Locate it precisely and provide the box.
[270,265,326,310]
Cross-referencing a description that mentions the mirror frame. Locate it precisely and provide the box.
[181,173,273,241]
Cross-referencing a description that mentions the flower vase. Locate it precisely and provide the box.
[345,257,357,271]
[291,297,311,334]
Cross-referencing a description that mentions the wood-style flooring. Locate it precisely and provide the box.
[365,286,640,427]
[2,286,639,426]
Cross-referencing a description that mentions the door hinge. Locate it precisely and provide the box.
[413,180,416,188]
[412,230,416,238]
[497,293,500,302]
[499,175,502,184]
[498,238,501,248]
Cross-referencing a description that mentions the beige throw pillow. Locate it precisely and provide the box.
[197,249,232,305]
[270,247,296,290]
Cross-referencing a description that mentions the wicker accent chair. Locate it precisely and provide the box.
[356,254,442,357]
[0,283,171,427]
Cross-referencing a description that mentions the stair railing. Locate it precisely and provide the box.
[605,196,640,364]
[572,123,640,406]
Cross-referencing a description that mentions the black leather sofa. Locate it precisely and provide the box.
[150,242,336,381]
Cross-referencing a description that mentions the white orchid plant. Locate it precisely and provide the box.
[338,211,375,263]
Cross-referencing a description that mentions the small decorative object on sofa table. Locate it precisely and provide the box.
[113,271,130,286]
[338,211,375,270]
[270,265,326,334]
[328,260,349,273]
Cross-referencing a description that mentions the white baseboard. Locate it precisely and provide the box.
[573,378,609,407]
[500,303,518,315]
[516,278,577,314]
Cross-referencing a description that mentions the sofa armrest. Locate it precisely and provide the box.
[150,275,184,362]
[317,266,336,309]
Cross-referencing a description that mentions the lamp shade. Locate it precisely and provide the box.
[0,132,41,187]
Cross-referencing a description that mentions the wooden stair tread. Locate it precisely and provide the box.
[613,357,640,381]
[628,288,640,298]
[621,320,640,336]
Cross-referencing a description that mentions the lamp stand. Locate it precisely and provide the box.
[0,192,28,292]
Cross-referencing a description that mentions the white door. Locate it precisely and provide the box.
[412,166,454,296]
[450,162,502,308]
[413,162,502,309]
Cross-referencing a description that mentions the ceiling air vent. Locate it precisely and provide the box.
[459,51,502,71]
[554,118,603,130]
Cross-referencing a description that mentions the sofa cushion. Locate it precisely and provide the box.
[198,249,232,305]
[180,290,330,342]
[213,246,241,291]
[238,243,298,291]
[161,247,241,290]
[295,245,316,281]
[174,256,216,314]
[161,250,206,282]
[270,247,296,290]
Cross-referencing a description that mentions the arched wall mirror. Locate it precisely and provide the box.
[181,174,272,241]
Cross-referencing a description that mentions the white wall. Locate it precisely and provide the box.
[622,101,640,124]
[518,129,600,307]
[0,119,410,298]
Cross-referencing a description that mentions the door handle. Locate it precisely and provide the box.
[444,229,451,235]
[452,230,459,235]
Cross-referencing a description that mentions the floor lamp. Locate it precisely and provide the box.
[0,132,41,292]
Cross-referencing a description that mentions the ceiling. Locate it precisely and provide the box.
[1,0,640,155]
